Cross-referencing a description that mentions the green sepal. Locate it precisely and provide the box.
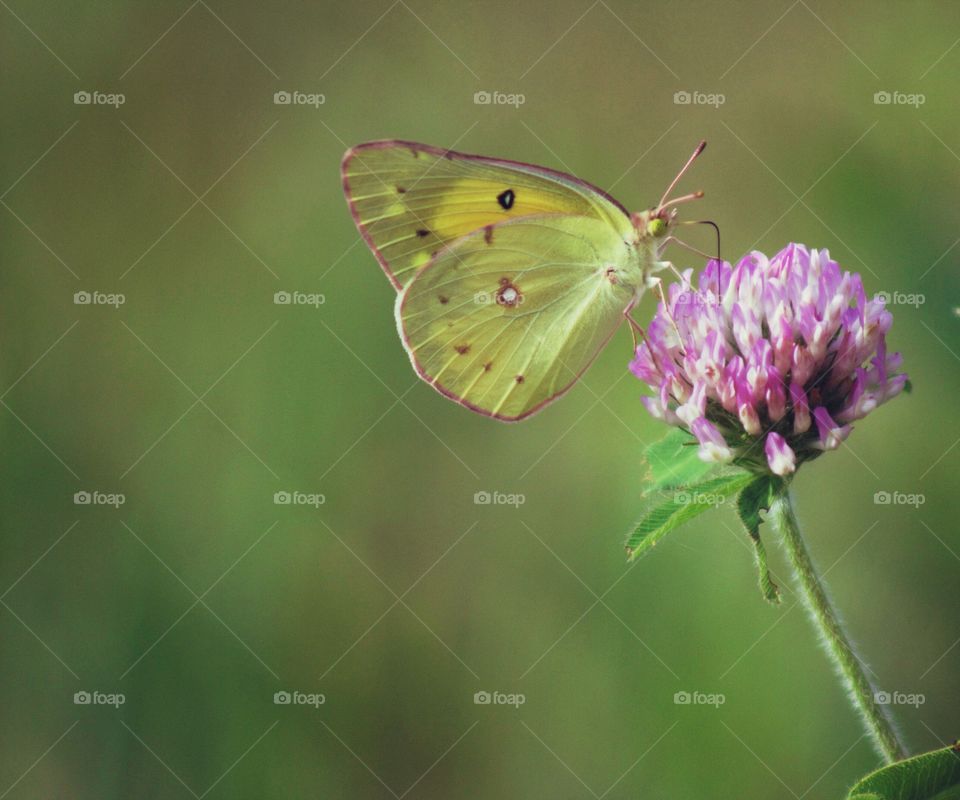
[735,474,785,604]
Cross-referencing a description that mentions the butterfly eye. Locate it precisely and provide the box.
[647,217,668,238]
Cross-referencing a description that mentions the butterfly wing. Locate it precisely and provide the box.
[342,140,630,291]
[397,214,640,421]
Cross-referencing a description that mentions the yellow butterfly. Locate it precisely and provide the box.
[341,140,707,421]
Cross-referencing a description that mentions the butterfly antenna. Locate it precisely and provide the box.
[657,141,706,209]
[661,191,704,210]
[664,236,714,262]
[678,219,724,296]
[700,219,722,295]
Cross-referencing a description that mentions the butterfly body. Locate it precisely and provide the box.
[342,140,703,421]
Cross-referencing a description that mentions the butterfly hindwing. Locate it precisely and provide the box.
[342,140,631,290]
[397,214,637,421]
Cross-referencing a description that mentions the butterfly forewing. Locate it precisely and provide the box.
[342,140,630,290]
[397,215,637,421]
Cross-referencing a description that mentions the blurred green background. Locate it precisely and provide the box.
[1,1,958,797]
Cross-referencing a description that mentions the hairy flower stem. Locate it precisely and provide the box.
[770,490,906,763]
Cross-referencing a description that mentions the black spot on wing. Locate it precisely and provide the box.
[455,344,471,355]
[497,189,515,210]
[416,228,430,238]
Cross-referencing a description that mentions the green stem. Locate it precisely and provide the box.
[769,490,907,763]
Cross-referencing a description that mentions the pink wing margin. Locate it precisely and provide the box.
[340,139,631,291]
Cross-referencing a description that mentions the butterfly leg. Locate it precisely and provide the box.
[664,236,715,263]
[651,259,685,285]
[648,276,687,355]
[623,291,673,378]
[623,300,647,350]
